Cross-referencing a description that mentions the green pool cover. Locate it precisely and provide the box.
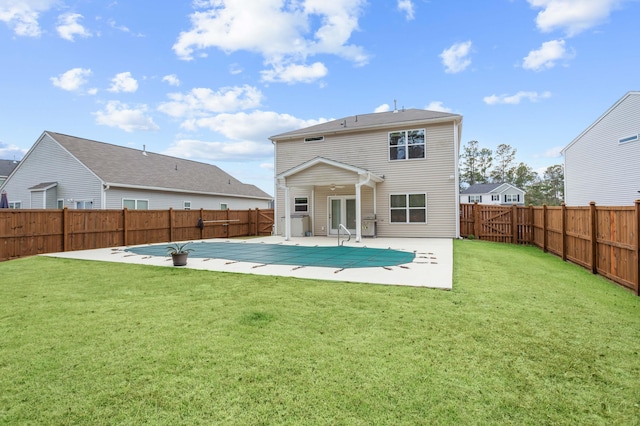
[126,242,415,269]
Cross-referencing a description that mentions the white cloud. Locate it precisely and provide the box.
[162,110,328,163]
[158,85,264,118]
[374,104,390,113]
[94,101,159,132]
[523,39,573,71]
[397,0,415,20]
[162,74,181,86]
[163,139,273,162]
[0,0,56,37]
[440,41,472,73]
[528,0,624,36]
[0,142,27,160]
[172,0,368,83]
[261,61,328,84]
[483,91,552,105]
[108,72,138,93]
[56,13,91,41]
[535,145,564,158]
[182,110,327,141]
[50,67,92,91]
[425,101,452,113]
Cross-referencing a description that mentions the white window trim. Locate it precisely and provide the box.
[220,203,228,210]
[9,201,21,209]
[388,128,426,161]
[184,201,191,210]
[469,195,482,203]
[122,199,149,210]
[57,199,64,209]
[294,197,309,213]
[389,193,427,224]
[75,199,94,209]
[504,194,520,203]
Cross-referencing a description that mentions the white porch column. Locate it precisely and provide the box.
[355,183,362,242]
[284,185,291,241]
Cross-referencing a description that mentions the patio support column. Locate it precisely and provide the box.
[355,183,362,242]
[283,185,291,241]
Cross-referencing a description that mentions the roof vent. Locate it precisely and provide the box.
[142,144,148,156]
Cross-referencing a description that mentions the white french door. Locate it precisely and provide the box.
[328,196,356,235]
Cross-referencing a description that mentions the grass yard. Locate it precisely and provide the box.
[0,239,639,425]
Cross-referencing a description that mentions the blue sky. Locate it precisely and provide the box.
[1,0,638,195]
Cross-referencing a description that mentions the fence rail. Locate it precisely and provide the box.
[0,208,274,261]
[460,202,640,295]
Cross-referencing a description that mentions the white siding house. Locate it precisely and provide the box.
[562,91,640,206]
[0,131,272,210]
[460,183,525,205]
[271,108,463,241]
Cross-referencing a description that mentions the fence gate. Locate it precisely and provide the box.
[476,206,513,243]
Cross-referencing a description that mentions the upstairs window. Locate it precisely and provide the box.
[389,129,425,161]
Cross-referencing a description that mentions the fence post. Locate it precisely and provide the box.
[169,208,174,242]
[590,201,597,274]
[636,200,640,296]
[123,208,128,246]
[199,208,204,240]
[225,208,229,238]
[63,207,69,252]
[473,202,481,239]
[542,204,548,253]
[511,204,518,244]
[528,204,534,245]
[561,202,567,261]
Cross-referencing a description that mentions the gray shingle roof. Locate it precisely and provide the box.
[270,108,461,140]
[460,183,505,194]
[0,159,19,177]
[47,132,271,199]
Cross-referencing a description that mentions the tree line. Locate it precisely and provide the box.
[459,140,564,206]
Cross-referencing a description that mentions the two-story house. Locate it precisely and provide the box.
[270,108,463,242]
[460,183,525,205]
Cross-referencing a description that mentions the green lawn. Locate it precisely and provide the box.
[1,240,639,425]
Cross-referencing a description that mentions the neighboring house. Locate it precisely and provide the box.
[460,183,525,205]
[0,131,272,210]
[270,108,463,241]
[562,91,640,206]
[0,159,19,186]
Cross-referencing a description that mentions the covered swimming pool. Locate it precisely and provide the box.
[125,241,415,269]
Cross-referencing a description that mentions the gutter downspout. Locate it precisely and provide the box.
[453,120,461,238]
[102,184,109,210]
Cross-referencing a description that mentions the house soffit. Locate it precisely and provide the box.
[277,157,384,185]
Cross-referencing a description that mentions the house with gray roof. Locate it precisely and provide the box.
[460,183,525,205]
[0,159,19,186]
[270,108,463,241]
[0,131,272,210]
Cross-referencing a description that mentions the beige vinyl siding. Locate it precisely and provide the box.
[275,121,457,237]
[2,134,102,209]
[564,93,640,206]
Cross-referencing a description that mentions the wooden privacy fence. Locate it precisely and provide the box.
[0,208,274,261]
[460,202,640,296]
